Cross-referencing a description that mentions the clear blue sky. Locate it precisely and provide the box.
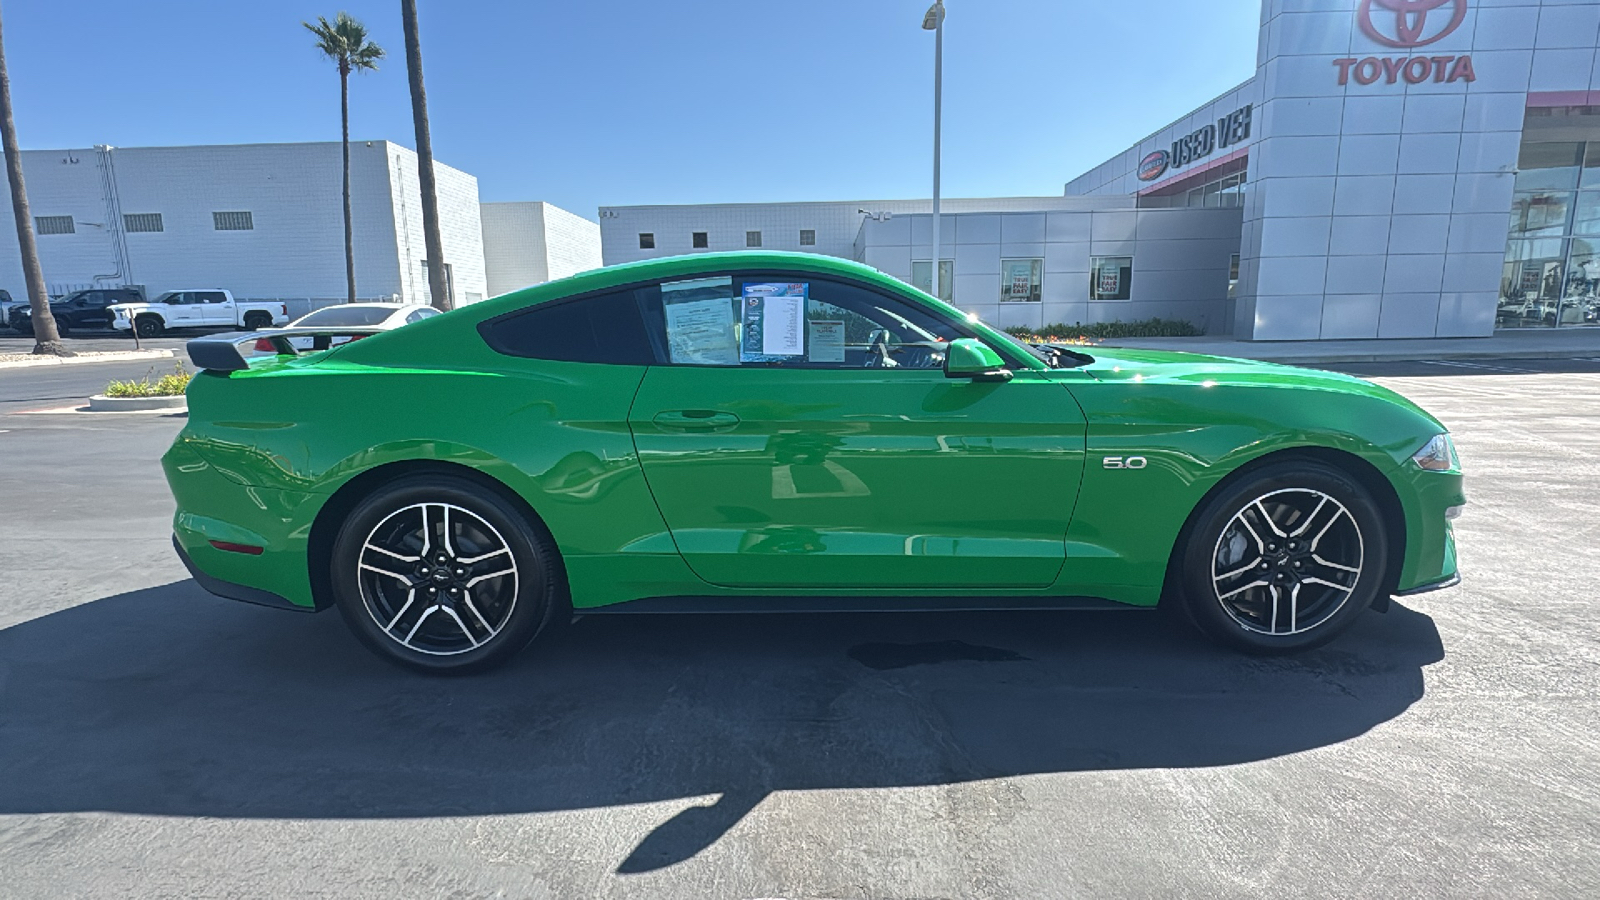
[4,1,1261,217]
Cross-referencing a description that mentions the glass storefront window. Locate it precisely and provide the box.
[1000,258,1043,302]
[1510,191,1573,237]
[1090,256,1133,301]
[911,259,954,303]
[1501,139,1600,328]
[1515,143,1583,192]
[1581,144,1600,190]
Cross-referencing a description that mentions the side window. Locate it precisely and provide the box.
[643,273,971,370]
[201,292,227,304]
[481,289,654,365]
[166,293,189,305]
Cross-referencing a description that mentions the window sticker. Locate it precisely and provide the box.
[740,282,808,362]
[807,320,845,363]
[662,277,739,365]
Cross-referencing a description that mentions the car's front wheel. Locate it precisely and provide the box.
[1178,460,1388,654]
[330,474,564,673]
[134,316,163,338]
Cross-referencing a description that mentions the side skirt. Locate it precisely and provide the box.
[575,595,1142,616]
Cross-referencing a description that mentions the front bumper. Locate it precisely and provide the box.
[1394,571,1461,598]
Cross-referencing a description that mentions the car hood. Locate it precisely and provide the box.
[1077,345,1439,422]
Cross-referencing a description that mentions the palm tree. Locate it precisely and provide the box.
[0,7,65,355]
[401,0,450,311]
[304,12,384,304]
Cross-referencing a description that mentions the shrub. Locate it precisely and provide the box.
[105,363,193,398]
[1003,317,1202,343]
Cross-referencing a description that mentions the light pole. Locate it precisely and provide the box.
[922,1,945,302]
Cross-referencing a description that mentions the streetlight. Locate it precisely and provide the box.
[922,1,945,302]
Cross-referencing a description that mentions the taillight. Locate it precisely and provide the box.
[254,339,275,352]
[281,304,287,316]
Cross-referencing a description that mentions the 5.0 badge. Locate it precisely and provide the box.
[1103,456,1149,470]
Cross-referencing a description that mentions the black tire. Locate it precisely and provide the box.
[1178,460,1388,654]
[330,474,563,674]
[54,318,71,336]
[12,318,32,336]
[134,316,163,338]
[242,312,270,331]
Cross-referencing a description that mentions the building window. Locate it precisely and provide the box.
[34,215,74,235]
[692,231,709,249]
[800,229,816,246]
[1090,256,1133,301]
[124,213,163,233]
[911,259,954,303]
[1000,259,1043,302]
[1229,253,1240,299]
[638,232,655,250]
[746,230,762,248]
[213,211,254,231]
[1499,140,1600,329]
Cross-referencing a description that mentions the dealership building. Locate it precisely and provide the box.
[606,0,1600,341]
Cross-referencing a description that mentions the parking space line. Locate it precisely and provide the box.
[1417,360,1535,373]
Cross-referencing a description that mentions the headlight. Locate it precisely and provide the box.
[1412,434,1459,472]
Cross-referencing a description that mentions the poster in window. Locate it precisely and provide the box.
[741,283,808,362]
[1097,264,1121,297]
[807,320,845,363]
[662,276,739,365]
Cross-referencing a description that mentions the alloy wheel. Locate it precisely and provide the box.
[357,502,519,656]
[1210,488,1364,636]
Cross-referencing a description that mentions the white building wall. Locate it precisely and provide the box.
[860,208,1241,334]
[479,201,603,297]
[0,141,486,310]
[599,196,1130,268]
[540,203,602,282]
[387,144,488,307]
[481,201,550,294]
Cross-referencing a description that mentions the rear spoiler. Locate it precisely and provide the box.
[186,327,388,372]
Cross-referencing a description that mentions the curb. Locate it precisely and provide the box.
[87,394,188,412]
[0,349,175,370]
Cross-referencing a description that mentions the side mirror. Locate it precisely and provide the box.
[944,338,1012,382]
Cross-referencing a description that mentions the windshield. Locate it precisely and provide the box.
[295,306,397,327]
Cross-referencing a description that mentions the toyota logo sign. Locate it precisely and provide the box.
[1357,0,1468,49]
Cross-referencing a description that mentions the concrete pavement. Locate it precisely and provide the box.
[1104,325,1600,365]
[0,360,1595,898]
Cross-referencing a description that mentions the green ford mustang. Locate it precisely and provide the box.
[166,251,1464,673]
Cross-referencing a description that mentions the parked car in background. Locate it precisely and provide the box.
[9,287,146,335]
[0,289,19,330]
[110,290,289,338]
[261,302,440,351]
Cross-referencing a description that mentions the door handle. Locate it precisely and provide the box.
[652,410,741,432]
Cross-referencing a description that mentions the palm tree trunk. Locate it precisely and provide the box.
[340,60,356,304]
[402,0,450,311]
[0,9,65,355]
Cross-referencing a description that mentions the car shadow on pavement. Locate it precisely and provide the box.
[0,580,1444,873]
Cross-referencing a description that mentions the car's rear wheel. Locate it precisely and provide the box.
[134,316,163,338]
[1179,460,1388,654]
[330,474,562,673]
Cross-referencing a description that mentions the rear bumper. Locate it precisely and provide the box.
[174,535,316,613]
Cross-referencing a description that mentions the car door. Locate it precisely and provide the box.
[626,271,1087,590]
[196,291,234,326]
[79,291,114,329]
[164,292,204,328]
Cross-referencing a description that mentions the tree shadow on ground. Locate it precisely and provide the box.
[0,581,1443,873]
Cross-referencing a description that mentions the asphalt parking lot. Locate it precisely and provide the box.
[0,356,1596,899]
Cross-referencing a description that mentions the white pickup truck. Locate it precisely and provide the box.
[110,289,289,338]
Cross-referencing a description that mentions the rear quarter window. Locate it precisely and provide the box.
[480,289,655,365]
